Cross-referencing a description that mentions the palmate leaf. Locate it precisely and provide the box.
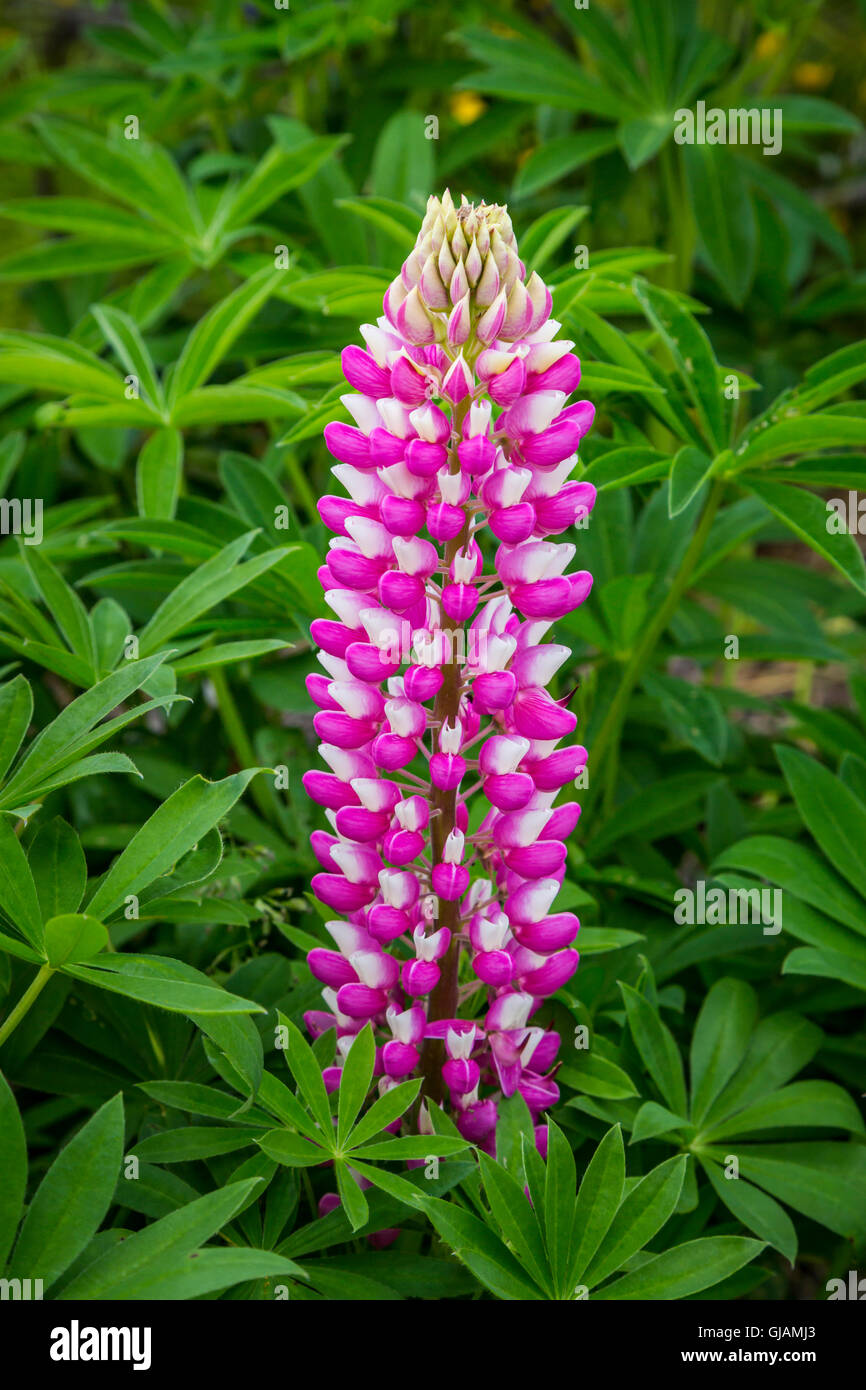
[33,117,202,244]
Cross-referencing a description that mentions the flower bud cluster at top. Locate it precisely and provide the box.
[303,189,597,1164]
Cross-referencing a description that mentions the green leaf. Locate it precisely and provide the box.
[544,1119,577,1297]
[513,131,619,197]
[519,205,588,274]
[669,446,714,517]
[703,1081,864,1140]
[682,146,757,307]
[776,744,866,898]
[131,1127,262,1163]
[0,813,44,951]
[281,1016,333,1136]
[569,1124,625,1286]
[783,945,866,992]
[705,1012,822,1126]
[85,771,260,921]
[335,1161,369,1233]
[0,331,127,400]
[35,118,200,242]
[0,1069,27,1269]
[137,532,286,655]
[559,1051,639,1100]
[91,304,164,412]
[169,267,282,408]
[370,111,434,205]
[701,1157,797,1264]
[337,1024,376,1147]
[138,1081,271,1124]
[256,1130,330,1168]
[422,1196,543,1301]
[67,954,263,1017]
[28,818,87,921]
[594,1236,764,1299]
[586,773,722,855]
[225,134,346,231]
[0,676,33,783]
[739,414,866,467]
[43,913,108,968]
[619,113,671,170]
[642,672,728,766]
[89,1246,305,1300]
[723,1143,866,1240]
[333,196,418,252]
[478,1150,551,1294]
[743,479,866,594]
[349,1136,469,1161]
[582,1154,687,1288]
[632,279,725,450]
[690,979,758,1125]
[59,1178,263,1299]
[630,1102,690,1145]
[9,1093,124,1290]
[0,654,168,805]
[619,981,688,1117]
[136,428,183,521]
[713,835,865,935]
[21,546,96,670]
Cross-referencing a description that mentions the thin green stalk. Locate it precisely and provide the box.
[283,451,321,524]
[0,963,53,1049]
[583,480,726,823]
[211,668,277,826]
[659,145,695,294]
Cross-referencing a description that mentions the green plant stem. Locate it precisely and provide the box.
[583,480,726,823]
[283,451,321,523]
[659,146,695,293]
[211,668,276,826]
[0,963,53,1049]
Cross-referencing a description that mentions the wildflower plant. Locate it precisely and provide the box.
[304,191,597,1151]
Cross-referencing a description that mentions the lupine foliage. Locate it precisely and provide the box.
[0,0,864,1301]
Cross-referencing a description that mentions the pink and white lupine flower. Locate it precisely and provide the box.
[303,190,596,1157]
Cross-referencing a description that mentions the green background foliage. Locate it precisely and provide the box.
[0,0,863,1301]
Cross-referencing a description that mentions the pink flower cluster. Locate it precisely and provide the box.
[303,191,596,1157]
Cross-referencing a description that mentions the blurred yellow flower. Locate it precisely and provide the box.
[450,92,487,126]
[755,30,784,60]
[793,62,834,90]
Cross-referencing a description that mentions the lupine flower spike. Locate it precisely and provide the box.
[304,190,596,1162]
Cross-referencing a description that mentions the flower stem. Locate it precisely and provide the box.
[420,396,471,1103]
[211,668,276,825]
[0,963,53,1050]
